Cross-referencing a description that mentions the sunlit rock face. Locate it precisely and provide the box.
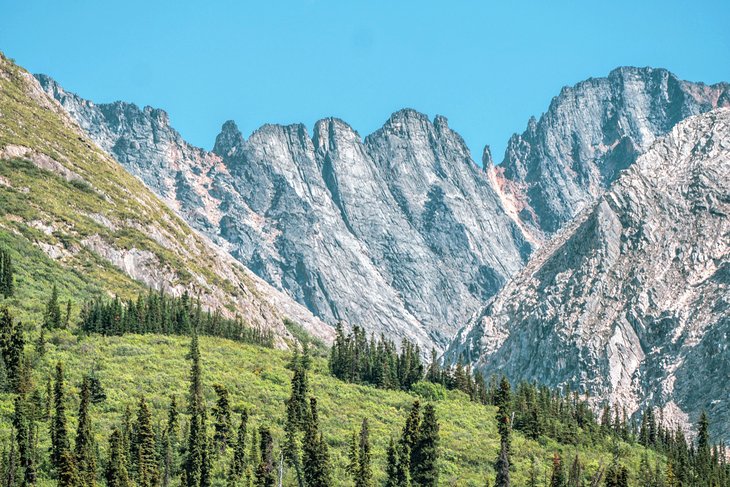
[39,73,530,350]
[446,109,730,441]
[497,67,730,236]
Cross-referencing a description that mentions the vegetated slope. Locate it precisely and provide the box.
[447,109,730,441]
[37,76,532,351]
[493,66,730,236]
[0,52,331,345]
[0,331,667,486]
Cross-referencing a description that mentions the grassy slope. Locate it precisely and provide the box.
[0,331,665,486]
[0,51,314,343]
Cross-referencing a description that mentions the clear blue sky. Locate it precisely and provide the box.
[2,0,729,163]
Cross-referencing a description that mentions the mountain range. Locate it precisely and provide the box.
[11,60,728,440]
[36,67,730,354]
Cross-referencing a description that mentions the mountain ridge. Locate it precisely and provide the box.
[446,107,730,440]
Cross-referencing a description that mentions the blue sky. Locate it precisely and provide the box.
[1,0,729,163]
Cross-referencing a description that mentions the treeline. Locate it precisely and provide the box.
[0,247,13,298]
[327,325,730,486]
[78,289,274,348]
[328,324,424,390]
[0,306,442,487]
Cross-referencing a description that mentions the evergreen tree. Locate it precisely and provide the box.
[64,300,72,329]
[134,396,159,487]
[385,437,407,487]
[550,453,566,487]
[302,398,332,487]
[44,285,62,329]
[52,361,71,473]
[213,384,233,450]
[0,248,14,298]
[184,333,205,487]
[230,409,249,480]
[0,306,24,392]
[13,395,37,486]
[494,441,510,487]
[58,449,81,487]
[401,400,421,479]
[75,377,97,486]
[255,427,275,487]
[567,455,582,487]
[412,404,439,487]
[106,428,132,487]
[354,418,373,487]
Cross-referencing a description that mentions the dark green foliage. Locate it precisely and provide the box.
[353,418,373,487]
[604,462,628,487]
[79,290,274,347]
[0,306,24,392]
[44,284,63,329]
[213,384,233,450]
[303,397,332,487]
[13,395,37,485]
[184,334,205,487]
[385,437,410,487]
[0,247,14,298]
[134,396,159,487]
[411,404,439,487]
[229,409,249,480]
[51,361,71,473]
[550,453,565,487]
[75,377,97,486]
[255,427,275,487]
[105,428,131,487]
[58,449,81,487]
[401,400,421,478]
[329,323,423,390]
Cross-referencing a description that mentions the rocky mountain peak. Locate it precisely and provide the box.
[448,108,730,440]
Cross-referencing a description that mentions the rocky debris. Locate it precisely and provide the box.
[446,109,730,441]
[497,67,730,236]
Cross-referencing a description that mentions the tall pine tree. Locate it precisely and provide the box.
[412,404,439,487]
[75,377,97,486]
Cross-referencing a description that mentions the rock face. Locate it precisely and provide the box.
[446,109,730,441]
[495,67,730,236]
[38,74,532,350]
[1,55,332,348]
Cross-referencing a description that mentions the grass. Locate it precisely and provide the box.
[0,331,666,486]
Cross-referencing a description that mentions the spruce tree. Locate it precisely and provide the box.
[230,409,249,480]
[412,404,439,487]
[494,440,509,487]
[75,377,97,486]
[401,400,421,478]
[255,426,275,487]
[13,394,37,485]
[213,384,233,450]
[184,333,205,486]
[52,361,71,472]
[0,248,13,298]
[355,418,373,487]
[303,397,332,487]
[135,396,159,487]
[0,306,24,392]
[550,453,565,487]
[58,449,81,487]
[106,428,132,487]
[44,284,62,329]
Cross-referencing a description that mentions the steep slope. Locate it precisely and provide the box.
[493,67,730,236]
[446,109,730,440]
[38,76,532,350]
[0,53,331,345]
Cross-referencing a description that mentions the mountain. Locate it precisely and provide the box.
[493,66,730,236]
[37,77,533,351]
[446,108,730,440]
[36,67,730,352]
[0,52,332,346]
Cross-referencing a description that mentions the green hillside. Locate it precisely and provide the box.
[0,50,323,343]
[0,328,667,486]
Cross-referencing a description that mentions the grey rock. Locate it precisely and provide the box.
[37,73,532,351]
[446,109,730,440]
[496,67,730,236]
